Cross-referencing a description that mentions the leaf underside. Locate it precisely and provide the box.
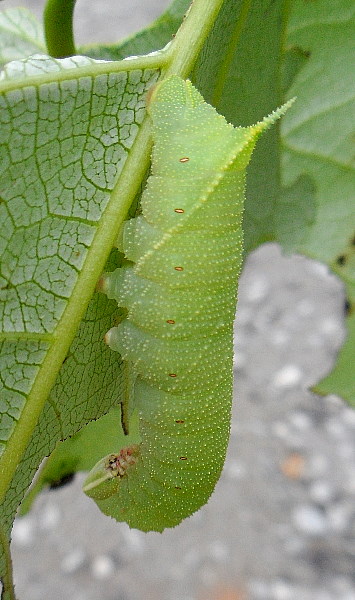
[0,0,354,595]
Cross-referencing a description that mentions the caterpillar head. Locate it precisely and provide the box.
[83,445,139,501]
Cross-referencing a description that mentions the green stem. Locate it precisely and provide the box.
[211,0,252,107]
[164,0,225,77]
[44,0,77,58]
[0,524,16,600]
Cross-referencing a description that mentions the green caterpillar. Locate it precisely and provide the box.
[83,76,291,531]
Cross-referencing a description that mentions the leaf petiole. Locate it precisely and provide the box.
[44,0,77,58]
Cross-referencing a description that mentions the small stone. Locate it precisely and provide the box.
[272,421,290,439]
[270,329,289,346]
[271,579,293,600]
[248,578,270,599]
[91,554,115,579]
[61,548,86,573]
[292,504,328,535]
[289,411,312,430]
[312,590,333,600]
[309,261,331,278]
[283,535,305,554]
[121,526,146,553]
[337,442,354,460]
[189,509,203,523]
[309,480,334,504]
[235,306,253,326]
[327,502,353,533]
[207,540,228,561]
[245,276,269,302]
[341,407,355,427]
[345,475,355,494]
[12,516,36,547]
[296,298,315,316]
[326,395,344,410]
[320,317,342,336]
[183,547,200,568]
[72,594,87,600]
[306,454,329,477]
[225,459,246,480]
[325,418,346,438]
[39,502,61,530]
[198,565,218,586]
[280,453,305,479]
[306,333,324,347]
[331,575,355,596]
[273,365,303,388]
[233,351,246,370]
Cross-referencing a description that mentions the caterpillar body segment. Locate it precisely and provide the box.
[83,76,291,531]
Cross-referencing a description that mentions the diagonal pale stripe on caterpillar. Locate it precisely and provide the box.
[83,76,293,532]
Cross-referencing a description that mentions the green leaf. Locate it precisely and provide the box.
[0,8,45,68]
[0,52,159,463]
[191,0,290,252]
[280,0,355,405]
[313,307,355,407]
[282,0,355,260]
[82,0,191,61]
[191,0,355,405]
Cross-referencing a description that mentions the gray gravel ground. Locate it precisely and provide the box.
[2,1,355,599]
[10,244,355,600]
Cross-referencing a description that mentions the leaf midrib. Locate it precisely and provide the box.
[0,110,153,501]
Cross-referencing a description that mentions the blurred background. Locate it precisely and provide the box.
[2,1,355,599]
[4,0,173,45]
